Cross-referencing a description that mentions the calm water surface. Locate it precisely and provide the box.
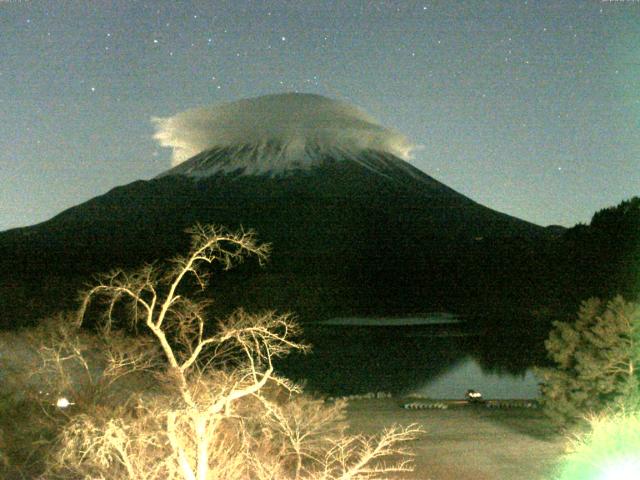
[278,322,547,399]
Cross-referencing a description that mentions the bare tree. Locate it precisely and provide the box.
[42,224,420,479]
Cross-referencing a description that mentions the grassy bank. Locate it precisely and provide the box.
[345,398,564,480]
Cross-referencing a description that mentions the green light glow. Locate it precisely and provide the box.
[555,411,640,480]
[600,458,640,480]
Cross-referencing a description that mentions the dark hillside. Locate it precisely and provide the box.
[0,150,557,327]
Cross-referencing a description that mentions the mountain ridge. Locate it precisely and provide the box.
[0,149,553,324]
[0,92,559,325]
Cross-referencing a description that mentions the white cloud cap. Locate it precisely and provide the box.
[152,93,414,166]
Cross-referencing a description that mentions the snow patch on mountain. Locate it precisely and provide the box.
[157,143,425,179]
[151,93,415,171]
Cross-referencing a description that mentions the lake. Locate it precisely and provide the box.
[277,317,548,400]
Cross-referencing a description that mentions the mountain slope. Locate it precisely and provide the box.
[0,93,559,324]
[0,147,551,323]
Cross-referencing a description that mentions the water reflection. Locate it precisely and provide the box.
[277,323,547,398]
[411,357,540,399]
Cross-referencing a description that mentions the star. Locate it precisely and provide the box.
[1,0,635,233]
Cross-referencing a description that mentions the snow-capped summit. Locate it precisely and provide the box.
[157,143,432,181]
[0,93,557,325]
[152,93,414,176]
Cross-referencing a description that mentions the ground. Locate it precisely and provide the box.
[346,398,565,480]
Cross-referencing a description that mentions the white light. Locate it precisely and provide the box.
[56,397,74,408]
[600,458,640,480]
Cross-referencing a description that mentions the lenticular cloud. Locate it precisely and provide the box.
[152,93,414,166]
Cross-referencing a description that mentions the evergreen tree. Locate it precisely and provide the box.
[537,296,640,426]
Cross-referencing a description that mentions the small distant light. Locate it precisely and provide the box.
[466,389,483,403]
[56,397,74,408]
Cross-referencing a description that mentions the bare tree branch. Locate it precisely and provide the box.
[42,224,421,480]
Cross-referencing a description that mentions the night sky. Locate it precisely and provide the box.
[1,0,638,231]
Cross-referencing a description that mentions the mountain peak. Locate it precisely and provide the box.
[156,144,421,179]
[152,93,414,174]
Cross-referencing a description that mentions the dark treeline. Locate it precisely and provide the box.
[546,196,640,310]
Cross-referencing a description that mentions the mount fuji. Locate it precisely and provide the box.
[0,94,558,324]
